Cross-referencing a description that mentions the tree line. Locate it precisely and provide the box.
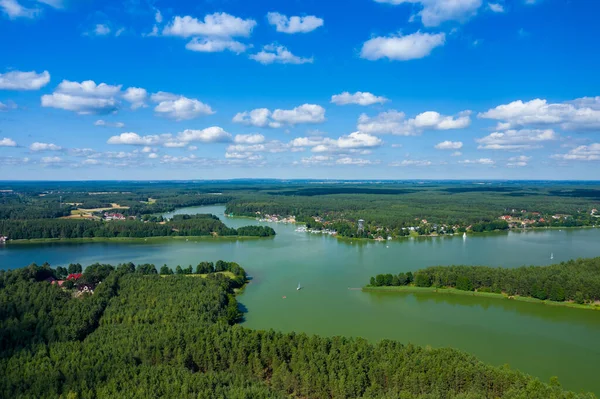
[0,214,275,240]
[368,257,600,304]
[0,261,591,398]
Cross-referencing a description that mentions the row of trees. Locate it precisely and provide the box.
[368,257,600,304]
[0,214,275,240]
[0,262,590,398]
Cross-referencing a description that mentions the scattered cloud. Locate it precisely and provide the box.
[459,158,495,165]
[250,44,313,65]
[310,132,383,153]
[488,3,505,12]
[93,24,111,36]
[267,12,324,34]
[296,155,332,166]
[95,119,125,128]
[552,143,600,162]
[0,137,17,147]
[234,134,265,144]
[435,140,463,150]
[41,80,121,114]
[150,91,214,121]
[0,0,39,19]
[476,128,557,150]
[233,104,325,127]
[123,87,147,109]
[361,32,446,61]
[163,13,256,38]
[451,151,462,156]
[357,109,470,135]
[40,156,63,164]
[479,98,600,131]
[390,159,432,167]
[331,91,388,106]
[0,70,50,90]
[30,142,62,151]
[108,127,232,147]
[507,155,530,167]
[336,157,374,166]
[374,0,482,27]
[186,38,249,54]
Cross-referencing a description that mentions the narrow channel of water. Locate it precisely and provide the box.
[1,205,599,395]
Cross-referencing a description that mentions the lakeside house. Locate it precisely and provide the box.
[0,235,7,243]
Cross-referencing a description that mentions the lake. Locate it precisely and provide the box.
[2,205,600,395]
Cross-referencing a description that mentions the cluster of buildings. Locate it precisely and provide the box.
[256,213,296,224]
[295,226,337,235]
[103,212,126,221]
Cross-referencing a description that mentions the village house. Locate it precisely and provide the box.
[0,235,7,243]
[499,215,512,221]
[104,212,126,221]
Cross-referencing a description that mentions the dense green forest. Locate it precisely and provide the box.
[0,262,592,398]
[0,214,275,240]
[1,181,599,239]
[368,257,600,304]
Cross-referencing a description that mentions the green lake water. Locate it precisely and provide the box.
[2,205,600,395]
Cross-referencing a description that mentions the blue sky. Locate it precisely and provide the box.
[1,0,599,180]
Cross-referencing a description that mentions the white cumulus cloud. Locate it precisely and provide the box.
[357,109,470,135]
[0,137,17,147]
[30,142,62,151]
[507,155,530,167]
[478,98,600,131]
[435,141,463,150]
[123,87,147,109]
[331,91,388,106]
[361,31,446,61]
[41,80,122,114]
[0,0,39,19]
[488,3,504,12]
[250,44,313,65]
[476,129,557,150]
[163,13,257,38]
[233,104,325,127]
[374,0,483,27]
[150,91,214,121]
[185,38,249,54]
[459,158,495,165]
[552,143,600,162]
[267,12,324,33]
[234,134,265,144]
[0,70,50,90]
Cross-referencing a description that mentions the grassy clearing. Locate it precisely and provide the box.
[363,285,600,311]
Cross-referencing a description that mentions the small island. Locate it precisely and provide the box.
[364,257,600,310]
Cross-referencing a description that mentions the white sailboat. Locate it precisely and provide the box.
[551,253,554,260]
[462,232,467,239]
[297,282,302,291]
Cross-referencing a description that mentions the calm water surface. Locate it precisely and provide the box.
[2,205,600,395]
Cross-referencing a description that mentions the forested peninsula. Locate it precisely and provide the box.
[366,257,600,309]
[0,261,594,398]
[0,214,275,241]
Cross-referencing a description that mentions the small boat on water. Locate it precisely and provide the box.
[463,232,467,239]
[297,282,302,291]
[551,253,554,260]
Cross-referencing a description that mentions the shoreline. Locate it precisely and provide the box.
[4,235,269,245]
[362,285,600,311]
